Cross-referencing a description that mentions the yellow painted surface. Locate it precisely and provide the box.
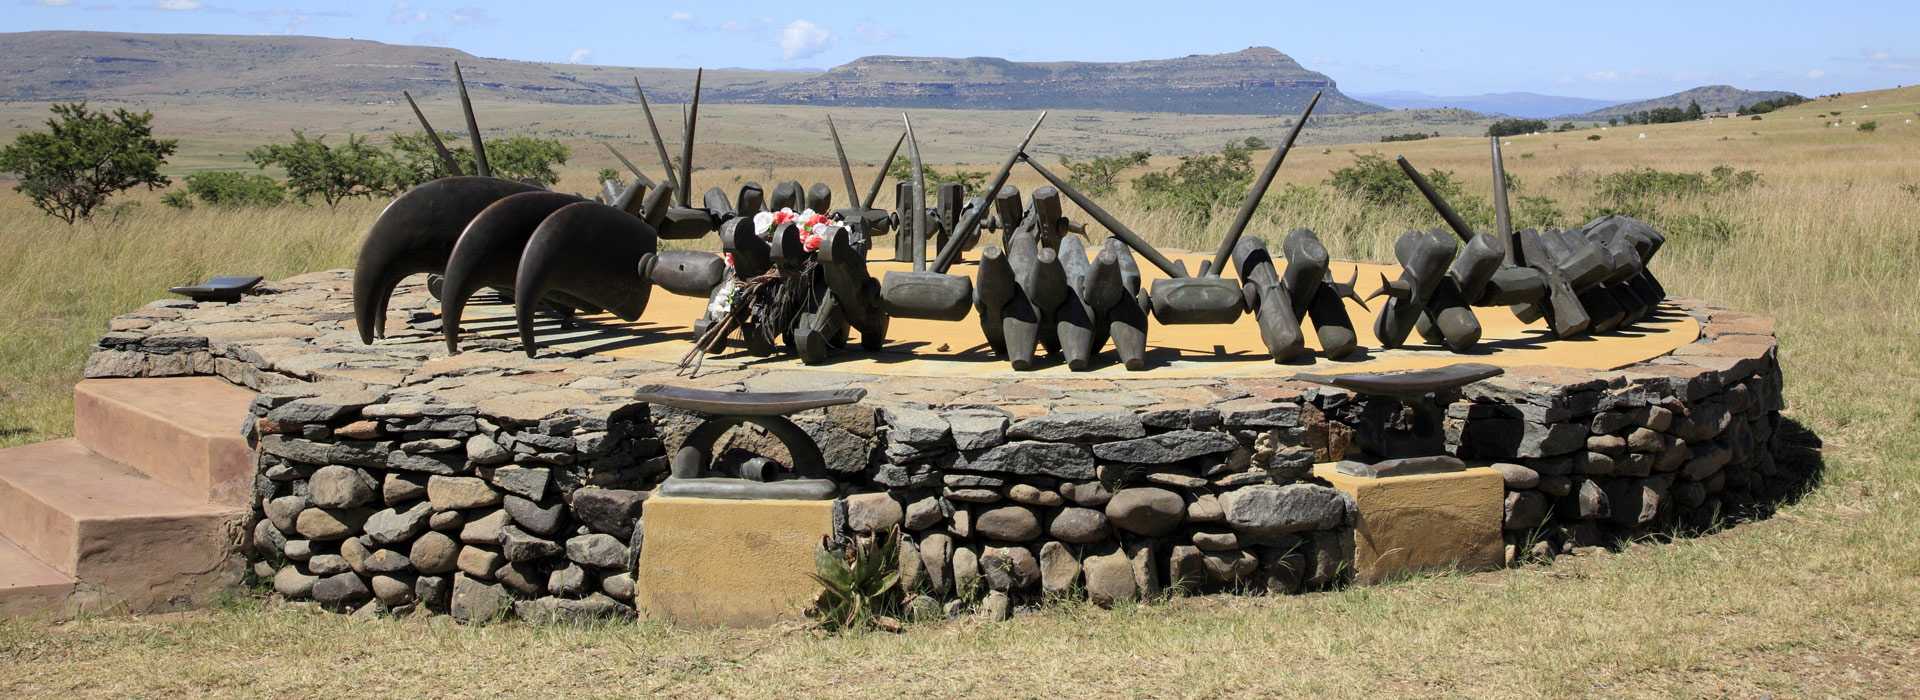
[634,496,835,628]
[1313,464,1506,584]
[454,250,1698,379]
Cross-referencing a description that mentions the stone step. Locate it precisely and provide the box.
[0,535,76,619]
[0,439,245,615]
[74,377,256,508]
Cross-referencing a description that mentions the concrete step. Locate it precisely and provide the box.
[74,377,256,508]
[0,535,76,619]
[0,439,245,615]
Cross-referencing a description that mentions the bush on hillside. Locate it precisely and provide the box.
[0,102,177,223]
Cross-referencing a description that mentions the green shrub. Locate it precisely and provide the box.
[1060,150,1149,196]
[886,156,988,197]
[1587,134,1603,141]
[1858,121,1878,133]
[1131,140,1254,223]
[183,170,287,208]
[1488,119,1548,137]
[389,132,573,187]
[809,530,901,632]
[160,190,194,209]
[1515,194,1566,230]
[1666,212,1737,243]
[1379,132,1436,143]
[0,102,177,223]
[248,131,401,207]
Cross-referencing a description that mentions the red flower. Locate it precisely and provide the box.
[803,233,823,252]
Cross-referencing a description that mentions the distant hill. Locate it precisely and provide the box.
[0,32,1376,115]
[1571,85,1802,119]
[1353,90,1623,119]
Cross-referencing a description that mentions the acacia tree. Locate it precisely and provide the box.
[247,131,400,208]
[388,132,572,187]
[0,103,177,224]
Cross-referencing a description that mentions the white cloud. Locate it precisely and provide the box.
[1585,70,1620,82]
[719,20,743,32]
[669,11,692,22]
[779,19,830,60]
[1806,69,1827,79]
[37,0,75,7]
[389,1,427,24]
[155,0,202,9]
[568,48,592,64]
[449,6,490,25]
[853,23,897,43]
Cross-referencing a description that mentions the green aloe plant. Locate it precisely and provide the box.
[809,528,902,632]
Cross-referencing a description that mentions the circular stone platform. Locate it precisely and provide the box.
[453,251,1698,378]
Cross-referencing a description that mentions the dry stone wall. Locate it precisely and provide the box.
[88,271,1797,621]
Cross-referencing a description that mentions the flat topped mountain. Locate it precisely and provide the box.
[771,47,1377,114]
[1573,85,1802,119]
[0,32,1374,115]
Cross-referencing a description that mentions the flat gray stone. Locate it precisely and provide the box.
[1092,430,1238,464]
[566,533,630,570]
[1104,487,1185,536]
[1221,484,1348,539]
[965,441,1094,479]
[1007,412,1145,442]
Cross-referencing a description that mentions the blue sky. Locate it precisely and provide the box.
[12,0,1920,99]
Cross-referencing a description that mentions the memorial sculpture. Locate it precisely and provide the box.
[352,64,1675,370]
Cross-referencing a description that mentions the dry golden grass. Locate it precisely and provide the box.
[2,88,1919,697]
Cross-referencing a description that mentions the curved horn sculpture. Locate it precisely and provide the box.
[512,202,661,358]
[353,176,540,343]
[440,190,585,353]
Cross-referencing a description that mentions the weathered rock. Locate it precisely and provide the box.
[881,406,950,448]
[1105,488,1185,536]
[294,507,372,541]
[494,561,545,596]
[416,575,451,611]
[401,438,462,454]
[364,502,432,545]
[382,473,427,506]
[308,465,376,509]
[966,441,1095,479]
[1082,544,1135,607]
[952,546,981,595]
[1538,475,1573,497]
[1191,531,1240,551]
[1579,451,1617,476]
[566,533,629,570]
[501,525,563,562]
[450,574,510,623]
[974,505,1042,542]
[456,546,501,579]
[339,537,370,574]
[980,546,1040,592]
[1186,493,1224,523]
[570,488,646,540]
[252,518,286,558]
[1048,507,1111,544]
[459,508,507,544]
[946,409,1011,451]
[1491,463,1541,490]
[1038,541,1081,594]
[846,493,904,533]
[1634,404,1675,432]
[601,572,636,602]
[1221,484,1347,539]
[897,537,924,592]
[1576,479,1610,520]
[1126,540,1160,599]
[273,565,317,599]
[1007,412,1145,442]
[362,548,413,574]
[1504,491,1550,531]
[1167,544,1205,592]
[1590,410,1634,435]
[466,434,510,466]
[371,574,417,607]
[949,508,972,538]
[1201,549,1258,584]
[504,495,567,536]
[490,466,550,501]
[917,532,953,596]
[1059,481,1112,507]
[1258,541,1308,595]
[406,531,459,574]
[547,564,589,598]
[386,450,465,475]
[1007,483,1065,507]
[982,590,1012,621]
[1626,427,1665,453]
[429,476,500,511]
[1145,471,1209,489]
[264,495,307,532]
[903,496,944,531]
[514,594,635,623]
[312,572,371,609]
[307,553,350,576]
[943,487,1001,504]
[282,539,312,561]
[1307,530,1351,589]
[1092,430,1238,464]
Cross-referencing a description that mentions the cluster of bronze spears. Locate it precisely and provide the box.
[353,64,1670,371]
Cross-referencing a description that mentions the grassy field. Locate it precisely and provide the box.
[1,87,1918,696]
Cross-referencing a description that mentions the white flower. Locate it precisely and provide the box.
[752,211,775,237]
[706,279,736,318]
[811,222,830,237]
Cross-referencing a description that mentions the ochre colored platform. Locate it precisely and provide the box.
[634,496,835,628]
[1313,464,1506,584]
[448,251,1698,378]
[0,378,253,619]
[75,377,257,507]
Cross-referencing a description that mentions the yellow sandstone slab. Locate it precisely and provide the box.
[634,495,834,628]
[451,250,1697,379]
[1313,463,1505,584]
